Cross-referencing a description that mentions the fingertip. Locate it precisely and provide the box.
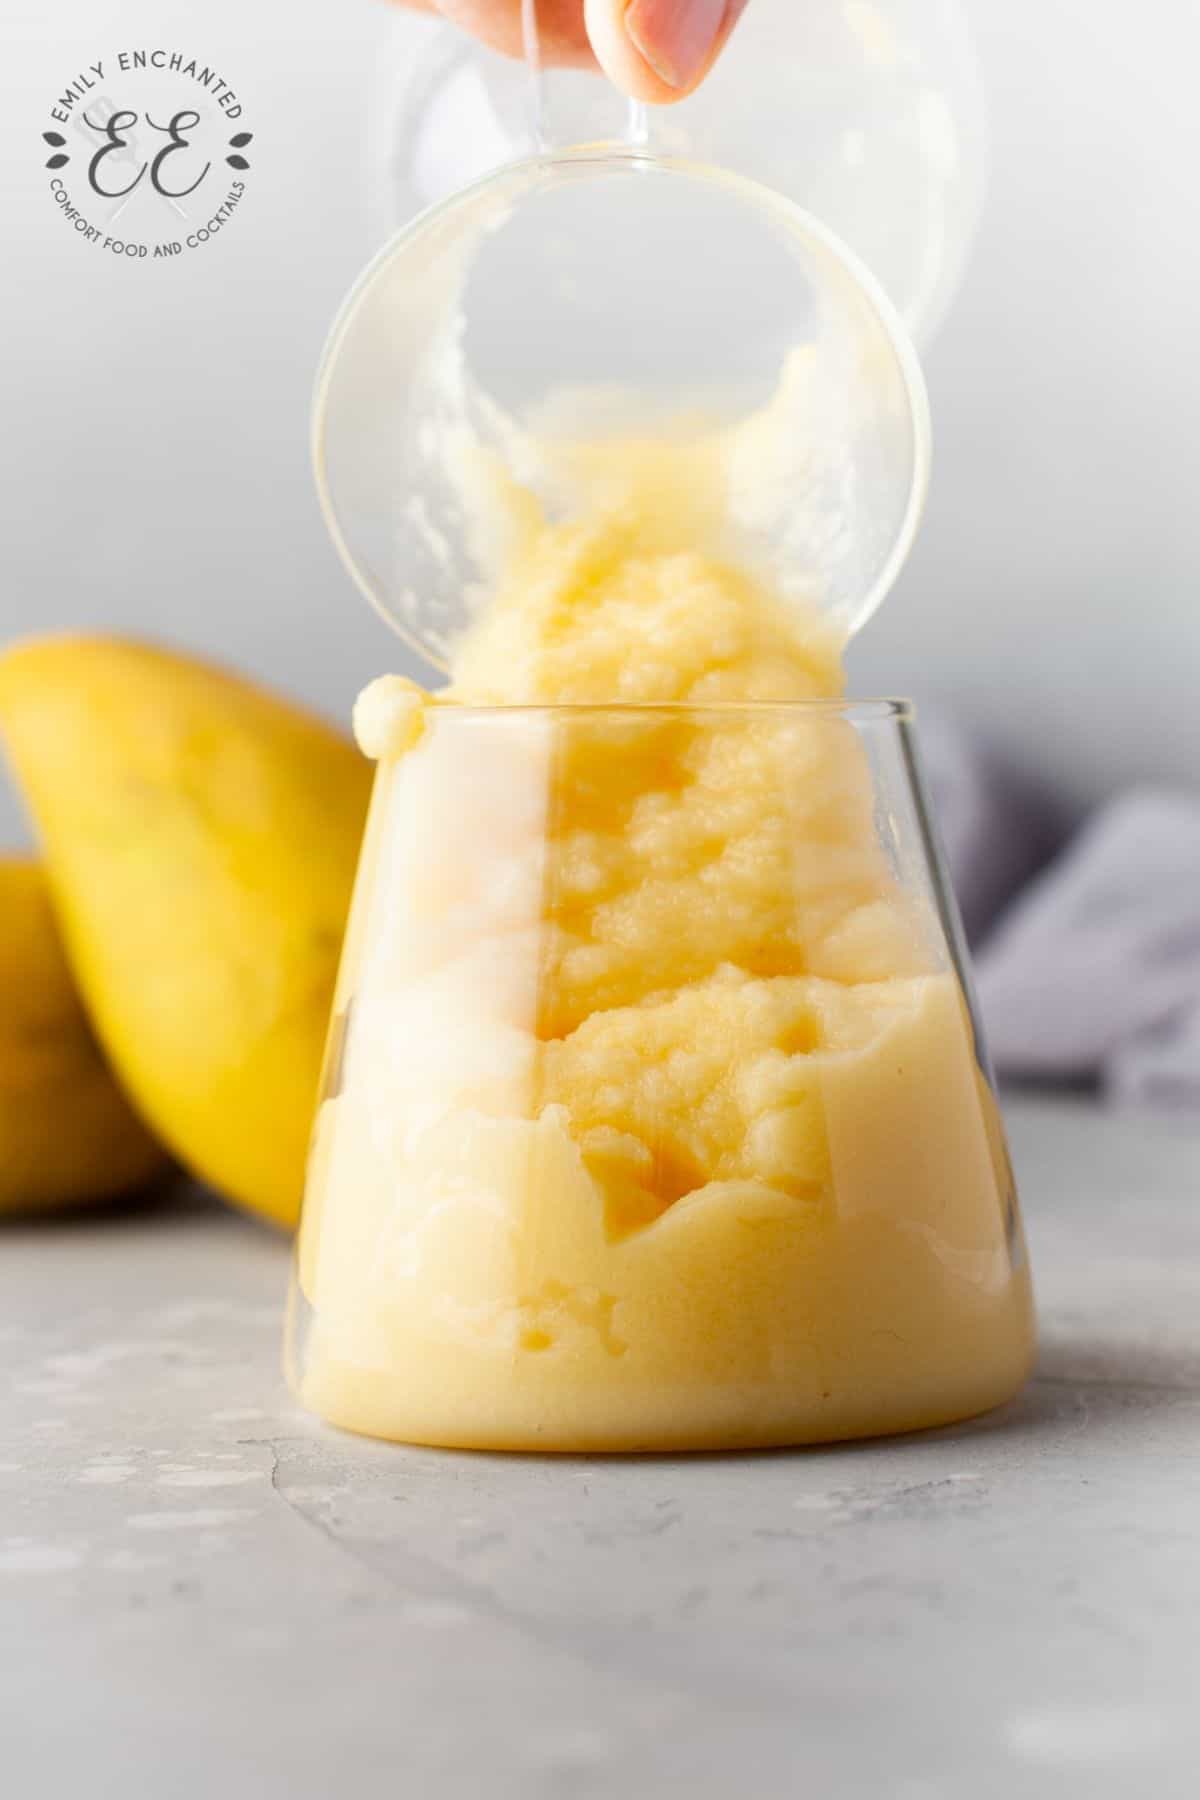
[585,0,685,103]
[585,0,748,105]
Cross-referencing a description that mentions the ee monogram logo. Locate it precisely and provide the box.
[44,49,254,260]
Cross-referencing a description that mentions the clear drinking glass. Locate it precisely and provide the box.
[313,150,930,660]
[288,699,1035,1452]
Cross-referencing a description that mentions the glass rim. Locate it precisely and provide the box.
[413,697,915,722]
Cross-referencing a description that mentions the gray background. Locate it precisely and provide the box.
[3,0,1198,848]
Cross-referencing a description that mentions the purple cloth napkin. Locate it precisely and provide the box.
[970,789,1200,1114]
[918,718,1200,1116]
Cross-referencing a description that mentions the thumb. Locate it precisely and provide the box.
[584,0,751,103]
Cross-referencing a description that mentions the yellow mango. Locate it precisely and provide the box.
[0,637,371,1228]
[0,856,165,1211]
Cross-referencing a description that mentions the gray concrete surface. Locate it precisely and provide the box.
[2,1095,1199,1798]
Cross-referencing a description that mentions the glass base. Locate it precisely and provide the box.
[287,1230,1035,1455]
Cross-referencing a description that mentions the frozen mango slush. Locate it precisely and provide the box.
[290,435,1035,1450]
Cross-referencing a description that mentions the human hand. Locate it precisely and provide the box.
[395,2,752,102]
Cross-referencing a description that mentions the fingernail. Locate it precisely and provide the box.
[624,0,729,91]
